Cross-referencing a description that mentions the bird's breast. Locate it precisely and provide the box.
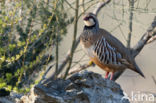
[81,44,95,58]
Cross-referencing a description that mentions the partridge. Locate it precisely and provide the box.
[80,12,144,80]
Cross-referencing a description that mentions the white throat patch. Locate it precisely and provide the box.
[84,18,95,26]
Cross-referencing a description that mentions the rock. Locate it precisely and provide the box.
[20,71,129,103]
[0,88,10,97]
[0,92,22,103]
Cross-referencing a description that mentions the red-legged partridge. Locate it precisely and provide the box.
[80,12,144,80]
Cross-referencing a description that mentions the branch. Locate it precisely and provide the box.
[63,0,79,79]
[127,0,134,48]
[131,16,156,57]
[93,0,111,15]
[80,0,85,13]
[55,31,59,79]
[68,63,94,76]
[64,0,75,10]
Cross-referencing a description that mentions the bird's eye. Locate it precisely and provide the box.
[84,16,93,21]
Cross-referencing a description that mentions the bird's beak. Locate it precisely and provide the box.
[83,17,89,21]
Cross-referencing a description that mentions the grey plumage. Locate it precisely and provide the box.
[94,36,122,65]
[80,12,145,78]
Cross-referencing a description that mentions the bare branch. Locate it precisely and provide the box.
[55,29,59,79]
[147,28,156,43]
[64,0,79,79]
[127,0,134,48]
[67,64,91,76]
[64,0,75,10]
[93,0,112,15]
[131,16,156,57]
[40,63,55,84]
[80,0,85,14]
[147,35,156,43]
[78,1,99,19]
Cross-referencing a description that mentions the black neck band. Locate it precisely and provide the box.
[84,24,96,30]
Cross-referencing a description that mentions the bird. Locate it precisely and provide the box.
[80,12,145,80]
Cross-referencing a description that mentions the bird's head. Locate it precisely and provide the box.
[83,12,99,27]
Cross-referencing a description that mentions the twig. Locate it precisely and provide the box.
[147,28,156,43]
[64,0,75,10]
[127,0,134,48]
[80,0,85,14]
[70,53,86,68]
[39,63,55,84]
[63,0,79,79]
[152,76,156,86]
[93,0,112,15]
[78,1,99,19]
[55,25,59,79]
[68,64,92,75]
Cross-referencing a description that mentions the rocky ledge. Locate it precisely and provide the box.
[19,71,129,103]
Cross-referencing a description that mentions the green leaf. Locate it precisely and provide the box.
[6,73,12,82]
[0,82,6,88]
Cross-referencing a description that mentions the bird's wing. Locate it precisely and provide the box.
[91,29,144,77]
[93,36,130,67]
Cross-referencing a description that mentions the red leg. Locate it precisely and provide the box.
[110,72,114,80]
[105,72,109,79]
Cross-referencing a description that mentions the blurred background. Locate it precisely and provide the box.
[0,0,156,101]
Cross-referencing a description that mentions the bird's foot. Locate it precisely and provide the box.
[105,72,109,79]
[110,72,114,80]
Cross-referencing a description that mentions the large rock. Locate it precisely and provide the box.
[0,92,22,103]
[20,71,129,103]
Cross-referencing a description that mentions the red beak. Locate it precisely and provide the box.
[83,17,89,21]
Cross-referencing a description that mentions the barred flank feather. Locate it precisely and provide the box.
[94,36,122,65]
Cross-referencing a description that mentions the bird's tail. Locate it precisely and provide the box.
[129,61,145,78]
